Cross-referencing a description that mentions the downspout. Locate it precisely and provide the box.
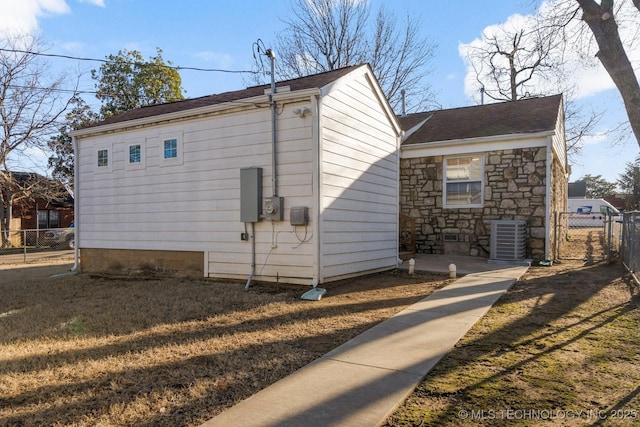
[396,129,404,267]
[244,222,255,290]
[312,94,321,287]
[544,137,552,261]
[71,135,80,272]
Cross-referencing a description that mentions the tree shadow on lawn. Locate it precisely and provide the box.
[385,261,640,426]
[0,268,447,426]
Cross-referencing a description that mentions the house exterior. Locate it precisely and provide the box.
[399,95,568,261]
[1,172,74,245]
[71,64,401,284]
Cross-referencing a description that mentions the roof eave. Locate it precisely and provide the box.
[71,87,322,137]
[402,129,556,151]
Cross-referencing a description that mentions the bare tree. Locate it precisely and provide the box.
[574,0,640,149]
[466,24,560,102]
[463,16,599,157]
[274,0,436,112]
[0,34,75,246]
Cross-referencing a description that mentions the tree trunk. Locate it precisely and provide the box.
[577,0,640,148]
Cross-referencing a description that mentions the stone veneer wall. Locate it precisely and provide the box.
[400,147,552,260]
[549,153,569,260]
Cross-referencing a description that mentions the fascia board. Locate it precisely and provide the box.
[401,130,554,158]
[71,88,321,138]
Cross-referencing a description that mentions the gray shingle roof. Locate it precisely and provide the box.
[399,94,563,145]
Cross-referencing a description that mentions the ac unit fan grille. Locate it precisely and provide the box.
[490,220,526,261]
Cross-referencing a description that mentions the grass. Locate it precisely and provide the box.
[2,247,638,427]
[0,261,448,426]
[384,260,640,426]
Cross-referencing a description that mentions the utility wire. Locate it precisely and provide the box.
[0,48,259,74]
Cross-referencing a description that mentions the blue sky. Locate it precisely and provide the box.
[2,0,638,185]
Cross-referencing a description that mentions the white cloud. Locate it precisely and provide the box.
[194,51,234,68]
[77,0,105,7]
[580,132,608,146]
[0,0,70,34]
[459,0,640,103]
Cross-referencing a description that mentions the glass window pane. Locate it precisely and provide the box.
[446,182,482,205]
[446,157,482,181]
[38,211,48,229]
[49,210,60,228]
[129,144,141,163]
[98,149,108,167]
[164,139,178,159]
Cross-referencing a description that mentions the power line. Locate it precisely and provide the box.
[0,48,259,74]
[8,84,96,95]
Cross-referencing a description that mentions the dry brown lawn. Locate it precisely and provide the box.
[0,258,449,426]
[385,259,640,426]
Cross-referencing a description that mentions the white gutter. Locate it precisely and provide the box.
[70,88,321,138]
[71,135,80,272]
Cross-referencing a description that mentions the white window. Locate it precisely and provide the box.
[129,144,141,163]
[444,155,484,208]
[160,134,183,166]
[96,143,113,173]
[164,138,178,159]
[97,149,109,167]
[125,140,146,170]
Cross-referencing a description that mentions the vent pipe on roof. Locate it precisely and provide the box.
[401,89,406,117]
[480,86,485,105]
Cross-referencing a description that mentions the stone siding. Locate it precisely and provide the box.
[400,147,555,260]
[549,154,568,260]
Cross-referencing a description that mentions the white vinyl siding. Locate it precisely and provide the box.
[319,72,398,280]
[76,66,400,285]
[78,106,316,283]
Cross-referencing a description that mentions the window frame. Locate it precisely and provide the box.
[160,134,183,166]
[443,154,484,208]
[125,140,146,170]
[95,144,112,173]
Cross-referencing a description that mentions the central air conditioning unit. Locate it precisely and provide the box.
[490,220,526,261]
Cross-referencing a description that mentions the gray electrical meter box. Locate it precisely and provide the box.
[240,167,262,222]
[264,196,284,221]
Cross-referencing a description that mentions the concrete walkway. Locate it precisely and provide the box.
[201,256,529,427]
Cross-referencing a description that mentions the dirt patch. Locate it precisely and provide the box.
[385,259,640,426]
[0,263,449,426]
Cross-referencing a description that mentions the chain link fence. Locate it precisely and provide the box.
[554,211,620,262]
[0,227,75,263]
[620,212,640,282]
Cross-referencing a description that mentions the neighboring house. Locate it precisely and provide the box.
[568,180,588,199]
[1,172,74,246]
[399,95,568,261]
[71,64,401,284]
[2,171,74,230]
[604,194,630,211]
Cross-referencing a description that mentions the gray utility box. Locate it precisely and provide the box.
[264,196,284,221]
[240,167,262,223]
[290,206,309,226]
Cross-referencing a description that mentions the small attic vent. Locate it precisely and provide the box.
[490,220,526,261]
